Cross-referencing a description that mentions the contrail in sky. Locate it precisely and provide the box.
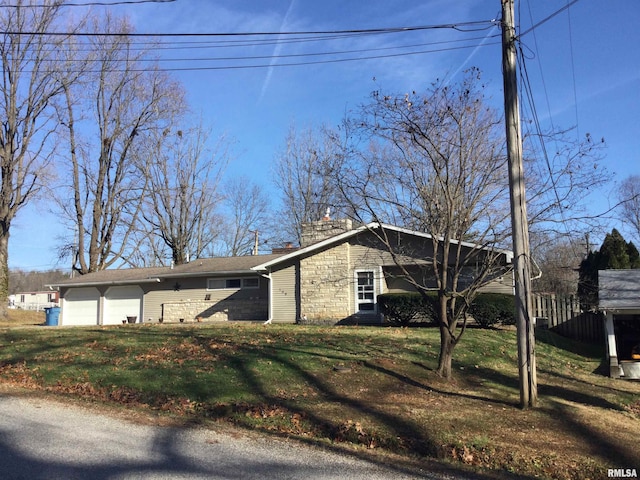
[444,26,496,86]
[259,0,296,104]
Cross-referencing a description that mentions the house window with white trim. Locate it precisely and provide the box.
[356,270,376,313]
[207,277,259,290]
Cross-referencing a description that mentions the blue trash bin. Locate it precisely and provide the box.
[45,307,60,326]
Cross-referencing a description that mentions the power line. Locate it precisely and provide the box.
[19,40,499,73]
[3,15,500,73]
[519,0,580,37]
[0,0,175,6]
[31,31,497,52]
[27,35,500,64]
[51,42,500,73]
[1,19,498,38]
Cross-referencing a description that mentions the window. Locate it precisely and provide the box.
[207,277,260,290]
[242,278,259,289]
[356,270,376,313]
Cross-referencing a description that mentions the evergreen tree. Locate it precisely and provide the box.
[628,241,640,268]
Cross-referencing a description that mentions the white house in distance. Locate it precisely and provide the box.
[47,220,514,327]
[10,291,59,311]
[599,269,640,379]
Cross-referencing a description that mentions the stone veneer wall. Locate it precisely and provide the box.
[299,241,351,322]
[301,219,352,247]
[162,299,267,322]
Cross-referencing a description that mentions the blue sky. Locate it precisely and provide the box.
[9,0,640,271]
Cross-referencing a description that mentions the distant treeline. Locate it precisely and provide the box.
[9,269,69,294]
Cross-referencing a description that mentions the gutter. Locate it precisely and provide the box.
[156,269,258,279]
[47,278,163,289]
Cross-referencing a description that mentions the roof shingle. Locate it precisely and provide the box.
[50,253,286,287]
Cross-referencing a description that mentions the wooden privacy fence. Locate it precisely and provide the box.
[532,294,604,344]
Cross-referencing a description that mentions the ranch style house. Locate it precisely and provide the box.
[48,219,514,326]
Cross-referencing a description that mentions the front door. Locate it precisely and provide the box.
[356,270,376,314]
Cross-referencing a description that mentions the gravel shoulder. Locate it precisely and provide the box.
[0,393,485,480]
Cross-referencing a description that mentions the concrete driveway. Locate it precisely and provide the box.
[0,395,472,480]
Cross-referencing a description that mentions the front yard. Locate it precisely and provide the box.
[0,321,637,479]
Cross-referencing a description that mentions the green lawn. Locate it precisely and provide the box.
[0,322,638,480]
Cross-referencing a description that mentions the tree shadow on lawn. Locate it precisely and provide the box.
[460,366,640,466]
[175,340,545,479]
[3,326,630,478]
[461,365,627,412]
[246,339,637,470]
[543,398,640,469]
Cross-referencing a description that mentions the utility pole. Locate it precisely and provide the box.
[501,0,537,408]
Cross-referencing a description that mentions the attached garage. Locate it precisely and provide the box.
[103,285,143,325]
[61,287,100,326]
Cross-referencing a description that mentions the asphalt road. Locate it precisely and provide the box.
[0,395,473,480]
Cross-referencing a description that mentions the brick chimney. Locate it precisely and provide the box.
[300,218,353,247]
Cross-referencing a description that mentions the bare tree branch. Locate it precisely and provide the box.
[336,69,511,378]
[54,13,186,274]
[273,123,347,245]
[135,123,229,265]
[0,1,70,316]
[217,176,272,256]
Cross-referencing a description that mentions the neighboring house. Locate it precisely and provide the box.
[48,219,514,327]
[10,291,59,311]
[599,269,640,379]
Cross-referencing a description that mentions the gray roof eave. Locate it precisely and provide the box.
[47,278,163,289]
[251,221,514,271]
[157,269,258,279]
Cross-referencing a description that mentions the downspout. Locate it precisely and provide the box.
[260,270,273,324]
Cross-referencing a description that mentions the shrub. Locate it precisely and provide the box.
[468,293,516,328]
[378,292,438,326]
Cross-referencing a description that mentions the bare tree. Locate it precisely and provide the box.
[337,70,511,379]
[217,176,272,256]
[55,14,186,274]
[530,234,583,295]
[618,175,640,243]
[0,1,71,317]
[335,69,608,379]
[524,129,607,236]
[136,124,228,265]
[273,124,346,245]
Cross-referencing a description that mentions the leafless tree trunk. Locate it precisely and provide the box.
[337,70,515,379]
[336,69,608,379]
[136,124,228,265]
[218,176,272,256]
[273,124,347,245]
[0,1,69,317]
[55,14,186,274]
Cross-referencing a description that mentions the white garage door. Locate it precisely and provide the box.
[62,287,100,326]
[104,286,143,325]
